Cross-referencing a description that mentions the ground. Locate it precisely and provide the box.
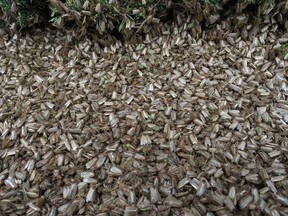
[0,19,288,215]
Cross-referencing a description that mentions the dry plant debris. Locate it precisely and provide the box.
[0,17,288,216]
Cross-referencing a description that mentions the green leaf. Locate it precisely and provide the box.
[118,19,125,32]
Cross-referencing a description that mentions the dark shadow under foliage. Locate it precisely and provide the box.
[0,0,287,40]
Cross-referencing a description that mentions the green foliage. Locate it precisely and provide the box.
[0,0,49,28]
[0,0,10,12]
[207,0,222,5]
[0,0,287,37]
